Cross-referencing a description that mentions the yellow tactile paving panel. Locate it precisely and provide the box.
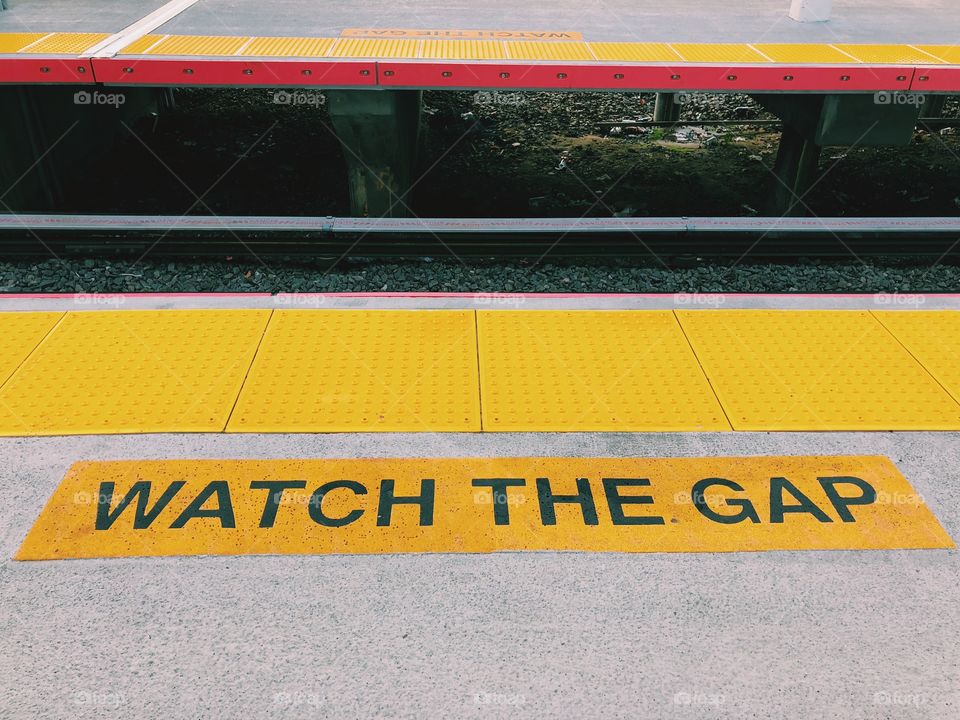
[241,36,336,57]
[477,311,729,431]
[677,310,960,431]
[118,33,164,55]
[0,312,62,386]
[589,42,683,62]
[66,34,960,65]
[0,33,47,54]
[19,32,108,55]
[916,45,960,64]
[16,456,953,560]
[671,43,771,64]
[228,310,480,432]
[0,310,270,436]
[503,41,594,61]
[873,311,960,404]
[753,43,861,64]
[142,34,251,56]
[833,44,944,64]
[330,38,421,58]
[421,39,506,60]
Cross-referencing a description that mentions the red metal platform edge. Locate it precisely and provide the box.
[377,62,918,92]
[91,57,377,87]
[0,57,95,84]
[1,55,950,92]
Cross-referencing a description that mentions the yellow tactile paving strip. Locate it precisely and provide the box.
[141,34,251,56]
[241,36,336,58]
[18,32,108,55]
[4,32,958,66]
[873,311,960,404]
[0,310,270,436]
[421,39,506,60]
[0,312,63,386]
[917,45,960,64]
[477,311,729,431]
[676,310,960,431]
[0,32,47,54]
[832,43,944,65]
[2,309,960,434]
[329,38,421,58]
[16,456,954,560]
[227,310,481,432]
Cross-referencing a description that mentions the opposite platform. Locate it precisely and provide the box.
[2,304,960,435]
[3,0,960,90]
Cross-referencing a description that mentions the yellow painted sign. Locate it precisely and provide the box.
[340,28,584,41]
[16,456,953,560]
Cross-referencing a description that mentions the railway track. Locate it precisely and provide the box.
[1,214,959,261]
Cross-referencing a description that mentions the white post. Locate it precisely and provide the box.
[789,0,832,22]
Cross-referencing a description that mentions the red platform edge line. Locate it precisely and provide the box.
[0,57,96,84]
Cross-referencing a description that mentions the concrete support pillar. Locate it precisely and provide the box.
[921,95,947,119]
[326,89,421,218]
[789,0,832,22]
[767,125,822,216]
[653,93,681,123]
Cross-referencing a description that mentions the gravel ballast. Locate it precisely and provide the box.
[2,257,959,294]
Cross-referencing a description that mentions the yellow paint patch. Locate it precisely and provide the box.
[676,310,960,431]
[0,310,270,435]
[16,456,953,560]
[477,311,729,431]
[20,33,109,55]
[873,311,960,403]
[588,42,683,63]
[228,310,480,432]
[670,43,771,63]
[341,28,583,41]
[753,43,860,64]
[0,33,48,54]
[833,44,944,64]
[143,34,251,56]
[240,36,336,57]
[420,39,505,60]
[330,38,421,58]
[503,41,594,61]
[0,312,62,386]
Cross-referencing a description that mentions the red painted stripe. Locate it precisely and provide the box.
[0,292,274,299]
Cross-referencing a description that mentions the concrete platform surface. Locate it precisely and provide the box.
[0,429,957,718]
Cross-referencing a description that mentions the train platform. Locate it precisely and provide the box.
[1,0,960,90]
[0,293,956,717]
